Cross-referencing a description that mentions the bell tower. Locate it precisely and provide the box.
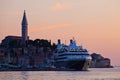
[21,10,28,45]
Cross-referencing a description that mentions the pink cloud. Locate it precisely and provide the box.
[52,3,63,11]
[29,23,71,33]
[51,2,73,11]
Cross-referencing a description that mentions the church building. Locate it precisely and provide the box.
[1,11,29,47]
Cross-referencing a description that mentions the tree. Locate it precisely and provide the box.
[34,39,41,47]
[51,43,57,50]
[33,39,51,47]
[27,40,34,45]
[40,39,51,47]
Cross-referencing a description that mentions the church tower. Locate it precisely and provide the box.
[21,10,28,45]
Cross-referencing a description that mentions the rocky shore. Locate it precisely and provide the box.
[90,53,113,68]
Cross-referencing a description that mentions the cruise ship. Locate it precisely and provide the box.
[51,39,92,70]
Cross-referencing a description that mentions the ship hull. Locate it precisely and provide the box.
[54,59,91,71]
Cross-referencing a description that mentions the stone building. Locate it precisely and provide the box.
[1,11,29,47]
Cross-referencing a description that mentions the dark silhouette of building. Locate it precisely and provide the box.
[1,36,22,47]
[21,10,28,45]
[1,11,29,47]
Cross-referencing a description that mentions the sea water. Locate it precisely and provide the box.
[0,67,120,80]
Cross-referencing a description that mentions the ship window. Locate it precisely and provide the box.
[69,50,87,52]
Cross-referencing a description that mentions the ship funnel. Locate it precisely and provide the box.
[58,39,61,44]
[70,39,73,44]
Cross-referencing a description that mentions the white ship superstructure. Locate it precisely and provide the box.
[51,39,91,70]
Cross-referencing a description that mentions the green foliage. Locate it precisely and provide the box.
[27,39,57,49]
[27,40,34,45]
[51,43,57,50]
[7,38,57,50]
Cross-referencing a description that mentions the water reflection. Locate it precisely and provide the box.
[20,72,28,80]
[0,67,120,80]
[1,72,13,80]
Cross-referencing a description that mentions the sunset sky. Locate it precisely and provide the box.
[0,0,120,66]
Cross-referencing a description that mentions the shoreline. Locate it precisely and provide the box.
[0,67,114,72]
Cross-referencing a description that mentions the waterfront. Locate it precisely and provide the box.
[0,67,120,80]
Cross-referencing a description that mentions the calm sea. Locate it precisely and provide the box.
[0,67,120,80]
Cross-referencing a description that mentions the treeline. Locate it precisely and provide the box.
[27,39,57,50]
[1,39,57,50]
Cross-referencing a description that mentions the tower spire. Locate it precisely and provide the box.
[21,10,28,45]
[22,10,28,25]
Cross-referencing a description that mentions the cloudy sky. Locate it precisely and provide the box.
[0,0,120,66]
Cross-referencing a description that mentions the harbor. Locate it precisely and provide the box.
[0,38,113,71]
[0,10,113,71]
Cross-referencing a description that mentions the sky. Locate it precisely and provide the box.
[0,0,120,66]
